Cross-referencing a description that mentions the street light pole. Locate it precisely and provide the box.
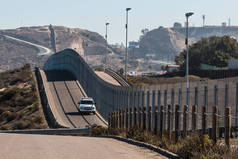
[185,12,194,105]
[125,8,131,80]
[105,22,109,68]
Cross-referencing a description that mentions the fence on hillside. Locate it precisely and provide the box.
[43,49,238,122]
[108,105,238,147]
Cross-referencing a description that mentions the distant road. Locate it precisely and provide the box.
[95,71,121,86]
[2,34,52,55]
[0,133,166,159]
[150,60,175,65]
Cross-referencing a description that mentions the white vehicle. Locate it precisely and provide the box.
[78,97,96,114]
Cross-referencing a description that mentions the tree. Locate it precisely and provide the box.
[139,28,149,41]
[173,22,182,28]
[118,68,124,75]
[175,36,238,71]
[141,28,149,35]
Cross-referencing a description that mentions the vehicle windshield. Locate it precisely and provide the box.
[80,100,94,104]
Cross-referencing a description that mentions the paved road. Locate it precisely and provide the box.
[2,34,52,55]
[0,133,167,159]
[42,70,107,128]
[96,71,121,86]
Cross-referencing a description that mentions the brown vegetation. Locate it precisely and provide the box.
[0,64,48,130]
[91,125,238,159]
[128,75,208,86]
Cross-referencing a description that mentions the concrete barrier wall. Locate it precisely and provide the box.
[44,49,132,119]
[44,49,238,125]
[35,67,67,128]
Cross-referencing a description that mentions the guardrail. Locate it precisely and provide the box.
[0,128,91,135]
[105,68,130,87]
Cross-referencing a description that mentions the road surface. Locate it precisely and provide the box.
[41,70,107,128]
[2,34,52,55]
[0,133,167,159]
[95,71,121,86]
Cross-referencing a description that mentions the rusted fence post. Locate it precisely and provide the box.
[175,105,180,143]
[159,105,164,139]
[183,105,188,138]
[134,107,137,127]
[202,106,207,136]
[212,106,218,143]
[167,105,171,140]
[141,107,144,129]
[153,106,158,135]
[138,107,142,128]
[192,105,197,132]
[115,111,118,129]
[117,110,120,129]
[149,106,152,131]
[112,112,115,129]
[225,107,231,147]
[143,107,146,130]
[129,108,132,129]
[122,110,125,129]
[126,108,128,130]
[124,109,127,130]
[114,112,117,129]
[108,112,111,128]
[113,111,116,129]
[119,109,122,129]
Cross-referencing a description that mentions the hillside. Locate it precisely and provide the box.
[0,64,48,130]
[138,27,185,58]
[137,26,238,60]
[0,26,121,71]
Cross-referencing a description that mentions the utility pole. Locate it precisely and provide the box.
[125,8,131,80]
[185,12,194,105]
[202,15,205,27]
[105,23,109,68]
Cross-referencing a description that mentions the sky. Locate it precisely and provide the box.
[1,0,238,44]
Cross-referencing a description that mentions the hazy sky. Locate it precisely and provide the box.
[1,0,238,44]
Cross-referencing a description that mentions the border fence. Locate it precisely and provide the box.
[43,49,238,144]
[108,105,237,147]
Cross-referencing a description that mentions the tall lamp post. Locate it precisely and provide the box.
[125,8,131,80]
[105,22,110,68]
[185,12,194,105]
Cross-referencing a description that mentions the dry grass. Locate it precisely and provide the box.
[91,126,238,159]
[0,64,48,130]
[128,75,209,86]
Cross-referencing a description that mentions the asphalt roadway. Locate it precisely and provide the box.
[43,70,107,128]
[0,133,166,159]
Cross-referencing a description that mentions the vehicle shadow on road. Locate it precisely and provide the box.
[66,112,94,116]
[65,112,81,116]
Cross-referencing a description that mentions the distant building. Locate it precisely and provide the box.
[228,59,238,69]
[166,64,179,72]
[129,41,139,48]
[110,43,124,49]
[145,54,155,57]
[222,22,227,27]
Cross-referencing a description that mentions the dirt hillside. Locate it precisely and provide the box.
[0,64,48,130]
